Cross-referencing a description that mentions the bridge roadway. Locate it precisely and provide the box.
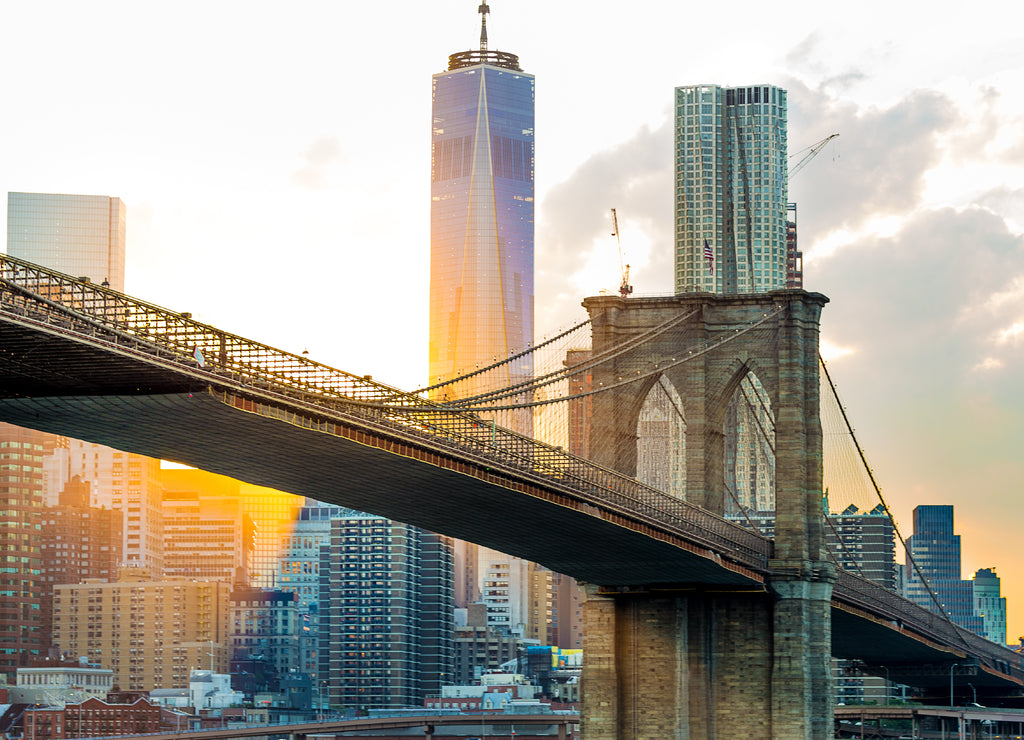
[1,255,1022,699]
[67,713,576,739]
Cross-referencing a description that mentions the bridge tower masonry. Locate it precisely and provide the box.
[580,291,834,739]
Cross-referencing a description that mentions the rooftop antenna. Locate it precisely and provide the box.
[478,2,490,51]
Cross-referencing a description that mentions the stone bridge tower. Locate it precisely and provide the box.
[579,290,833,739]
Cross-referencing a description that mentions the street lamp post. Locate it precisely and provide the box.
[950,663,959,707]
[881,666,890,706]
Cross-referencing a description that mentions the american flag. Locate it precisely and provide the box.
[703,239,714,275]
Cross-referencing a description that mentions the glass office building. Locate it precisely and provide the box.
[904,505,985,635]
[429,32,535,400]
[673,84,788,295]
[7,192,126,291]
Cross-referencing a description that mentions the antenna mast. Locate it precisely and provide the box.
[478,2,489,51]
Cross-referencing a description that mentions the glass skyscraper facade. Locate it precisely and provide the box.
[428,8,544,633]
[429,44,534,396]
[673,84,788,295]
[904,505,984,635]
[972,567,1007,645]
[7,192,126,291]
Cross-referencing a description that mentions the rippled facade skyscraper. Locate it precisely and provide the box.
[429,6,534,399]
[673,84,788,295]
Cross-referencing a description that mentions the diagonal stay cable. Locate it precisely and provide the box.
[414,317,592,396]
[451,306,787,411]
[445,307,702,407]
[819,353,974,653]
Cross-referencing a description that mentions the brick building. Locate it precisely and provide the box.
[24,697,159,739]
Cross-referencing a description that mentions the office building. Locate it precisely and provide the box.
[904,505,984,635]
[826,504,898,590]
[160,473,253,586]
[157,467,304,589]
[673,84,788,295]
[318,515,453,710]
[277,503,357,683]
[429,2,534,397]
[7,192,126,291]
[453,603,523,685]
[973,568,1007,645]
[52,571,231,692]
[0,423,47,681]
[241,485,305,589]
[6,197,171,575]
[429,1,543,627]
[229,588,300,694]
[69,441,164,573]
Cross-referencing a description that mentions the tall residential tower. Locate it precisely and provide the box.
[673,84,788,295]
[669,85,788,515]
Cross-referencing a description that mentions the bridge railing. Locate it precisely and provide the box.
[0,255,422,406]
[0,254,773,571]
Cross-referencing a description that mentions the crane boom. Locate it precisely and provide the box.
[610,208,632,298]
[788,133,839,180]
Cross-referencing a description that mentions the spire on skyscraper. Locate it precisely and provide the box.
[447,0,521,71]
[479,2,489,51]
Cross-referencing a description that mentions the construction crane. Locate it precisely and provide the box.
[788,133,839,180]
[610,208,633,298]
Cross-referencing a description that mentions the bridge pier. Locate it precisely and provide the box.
[581,578,832,739]
[581,292,833,739]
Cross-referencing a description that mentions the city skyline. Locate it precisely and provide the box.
[1,1,1023,640]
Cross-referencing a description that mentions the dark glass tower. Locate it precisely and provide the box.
[904,505,984,635]
[429,3,535,398]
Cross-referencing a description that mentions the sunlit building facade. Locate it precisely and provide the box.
[673,84,788,295]
[52,571,231,692]
[70,441,164,573]
[40,477,122,658]
[0,423,46,681]
[7,192,126,291]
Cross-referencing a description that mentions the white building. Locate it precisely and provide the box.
[188,670,244,710]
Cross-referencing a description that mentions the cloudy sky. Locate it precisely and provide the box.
[3,1,1024,637]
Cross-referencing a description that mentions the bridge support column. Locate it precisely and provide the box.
[768,574,834,739]
[581,585,779,739]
